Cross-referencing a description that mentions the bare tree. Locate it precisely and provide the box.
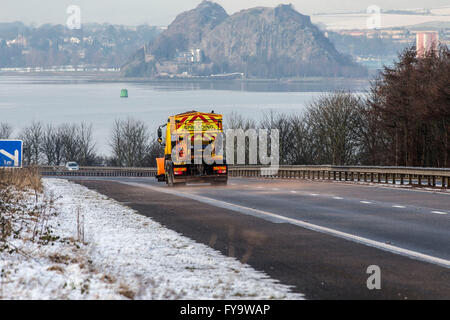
[305,91,363,165]
[60,124,79,163]
[110,118,151,167]
[76,123,96,166]
[224,112,258,165]
[0,123,12,139]
[285,114,315,165]
[20,122,44,165]
[260,112,296,165]
[41,124,64,165]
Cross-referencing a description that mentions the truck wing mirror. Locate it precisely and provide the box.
[157,127,162,139]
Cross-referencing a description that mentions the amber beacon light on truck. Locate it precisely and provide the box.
[155,110,228,187]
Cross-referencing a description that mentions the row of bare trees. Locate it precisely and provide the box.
[4,122,97,166]
[227,45,449,167]
[1,119,163,167]
[225,92,367,166]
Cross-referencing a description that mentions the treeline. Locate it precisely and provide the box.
[228,46,449,167]
[368,45,450,167]
[0,120,164,167]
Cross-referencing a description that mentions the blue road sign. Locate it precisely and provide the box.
[0,140,23,168]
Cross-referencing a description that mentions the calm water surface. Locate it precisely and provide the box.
[0,73,369,154]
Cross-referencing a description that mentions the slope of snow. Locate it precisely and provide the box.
[0,178,303,300]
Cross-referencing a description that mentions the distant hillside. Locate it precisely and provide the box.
[0,22,161,69]
[122,1,367,78]
[151,0,228,60]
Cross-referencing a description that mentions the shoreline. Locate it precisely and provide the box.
[0,70,372,83]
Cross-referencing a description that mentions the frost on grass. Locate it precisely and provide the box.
[1,178,304,300]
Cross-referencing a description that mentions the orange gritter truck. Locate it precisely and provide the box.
[156,110,228,187]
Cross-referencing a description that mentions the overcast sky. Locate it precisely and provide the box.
[2,0,449,26]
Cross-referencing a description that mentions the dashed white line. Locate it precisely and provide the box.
[360,201,372,204]
[393,205,406,208]
[310,193,319,196]
[432,211,448,215]
[290,190,297,194]
[333,196,344,200]
[122,181,450,269]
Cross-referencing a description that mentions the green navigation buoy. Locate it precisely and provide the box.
[120,89,128,98]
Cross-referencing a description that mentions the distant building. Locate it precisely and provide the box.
[6,35,27,47]
[191,49,202,63]
[416,32,439,57]
[70,37,81,44]
[176,49,202,64]
[144,44,154,62]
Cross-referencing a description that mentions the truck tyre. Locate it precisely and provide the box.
[167,163,175,187]
[212,180,228,186]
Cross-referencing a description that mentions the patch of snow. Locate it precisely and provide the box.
[1,178,303,300]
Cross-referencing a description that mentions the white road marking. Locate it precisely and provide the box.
[432,211,448,215]
[120,181,450,269]
[393,205,406,208]
[272,188,280,191]
[290,190,297,193]
[360,201,372,204]
[310,193,319,196]
[333,196,344,200]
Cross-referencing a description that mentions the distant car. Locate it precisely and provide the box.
[65,162,79,171]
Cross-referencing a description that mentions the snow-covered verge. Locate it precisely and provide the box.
[0,178,303,300]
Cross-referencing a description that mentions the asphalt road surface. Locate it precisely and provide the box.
[69,176,450,299]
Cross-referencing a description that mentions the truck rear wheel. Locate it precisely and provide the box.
[166,163,175,187]
[212,180,228,186]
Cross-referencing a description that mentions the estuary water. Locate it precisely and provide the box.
[0,73,369,155]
